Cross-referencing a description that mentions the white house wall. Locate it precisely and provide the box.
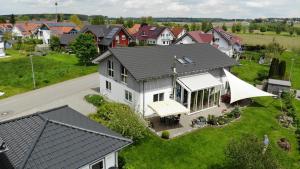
[12,27,23,37]
[139,77,174,117]
[175,36,195,44]
[78,152,117,169]
[156,28,174,45]
[37,30,51,44]
[177,29,187,39]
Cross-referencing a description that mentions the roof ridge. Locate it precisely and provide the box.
[35,105,69,115]
[19,120,49,169]
[48,120,132,143]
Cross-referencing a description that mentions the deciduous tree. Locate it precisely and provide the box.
[70,15,83,28]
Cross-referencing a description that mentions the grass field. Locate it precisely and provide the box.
[0,49,97,99]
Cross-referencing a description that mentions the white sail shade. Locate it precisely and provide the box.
[223,69,275,103]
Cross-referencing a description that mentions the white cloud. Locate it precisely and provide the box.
[0,0,300,18]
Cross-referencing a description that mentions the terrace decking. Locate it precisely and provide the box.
[148,102,233,138]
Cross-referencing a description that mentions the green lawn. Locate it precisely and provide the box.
[120,97,300,169]
[236,32,300,50]
[0,49,97,99]
[120,50,300,169]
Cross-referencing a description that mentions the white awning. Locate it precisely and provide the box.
[177,73,222,92]
[148,100,190,117]
[223,69,276,104]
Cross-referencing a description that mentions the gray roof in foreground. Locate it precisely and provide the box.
[0,105,132,169]
[268,79,292,87]
[107,44,237,81]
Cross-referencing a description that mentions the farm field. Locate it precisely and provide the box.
[0,49,97,99]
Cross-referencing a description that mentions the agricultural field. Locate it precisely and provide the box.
[0,49,97,99]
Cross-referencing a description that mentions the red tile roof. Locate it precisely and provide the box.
[171,27,185,38]
[188,31,213,43]
[15,22,42,36]
[127,24,141,35]
[213,27,242,45]
[133,25,167,40]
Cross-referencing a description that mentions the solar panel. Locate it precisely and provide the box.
[183,57,193,64]
[177,58,187,64]
[105,27,119,38]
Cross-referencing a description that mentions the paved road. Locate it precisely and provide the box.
[0,73,99,122]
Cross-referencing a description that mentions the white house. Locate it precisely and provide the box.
[93,44,237,117]
[0,30,5,57]
[175,31,213,45]
[0,105,132,169]
[132,25,175,46]
[207,27,242,60]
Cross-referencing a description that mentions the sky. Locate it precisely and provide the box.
[1,0,300,19]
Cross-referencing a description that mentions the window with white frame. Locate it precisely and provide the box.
[153,93,164,102]
[122,35,126,40]
[121,65,128,83]
[115,35,120,44]
[125,90,132,102]
[107,60,114,77]
[90,159,104,169]
[106,81,111,91]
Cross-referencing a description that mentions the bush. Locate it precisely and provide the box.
[217,116,227,125]
[94,102,148,141]
[161,131,170,139]
[207,115,218,125]
[227,107,241,118]
[85,94,106,107]
[224,135,280,169]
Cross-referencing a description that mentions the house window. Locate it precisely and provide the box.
[107,60,114,77]
[163,41,165,45]
[91,159,104,169]
[153,93,164,102]
[121,65,128,84]
[115,35,120,44]
[122,35,126,40]
[125,90,132,102]
[106,81,111,91]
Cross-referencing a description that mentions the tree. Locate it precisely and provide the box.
[201,21,208,32]
[183,24,190,31]
[116,17,124,24]
[266,39,285,59]
[0,16,6,23]
[224,135,279,169]
[296,27,300,35]
[260,25,267,32]
[10,14,16,25]
[278,60,286,79]
[3,32,12,49]
[70,15,83,28]
[91,16,106,25]
[235,23,242,32]
[222,23,227,31]
[71,34,98,66]
[49,36,61,51]
[57,14,64,22]
[269,58,280,78]
[126,19,134,28]
[146,16,154,25]
[207,22,213,32]
[231,24,236,33]
[288,27,294,36]
[190,23,196,31]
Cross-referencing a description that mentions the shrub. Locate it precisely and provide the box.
[217,116,227,125]
[207,115,218,125]
[224,135,280,169]
[95,102,148,141]
[85,94,106,107]
[227,107,241,118]
[161,131,170,139]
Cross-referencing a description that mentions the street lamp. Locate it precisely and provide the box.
[289,58,295,82]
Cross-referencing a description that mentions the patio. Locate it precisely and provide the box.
[148,102,233,138]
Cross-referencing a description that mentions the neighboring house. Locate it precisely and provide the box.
[174,31,213,45]
[0,23,13,33]
[132,25,175,46]
[171,27,187,39]
[0,30,5,57]
[127,24,141,35]
[92,44,237,117]
[37,22,79,44]
[12,22,42,38]
[0,105,132,169]
[77,25,132,53]
[267,79,292,95]
[207,27,242,59]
